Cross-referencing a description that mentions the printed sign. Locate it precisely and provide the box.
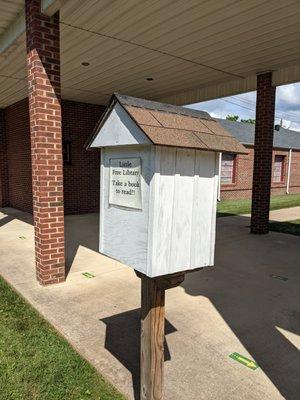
[109,158,142,209]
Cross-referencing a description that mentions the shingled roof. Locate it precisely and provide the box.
[217,118,300,150]
[88,94,247,154]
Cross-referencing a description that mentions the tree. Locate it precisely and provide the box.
[226,115,256,124]
[226,114,239,121]
[241,118,255,124]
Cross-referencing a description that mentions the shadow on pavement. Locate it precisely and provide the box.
[182,215,300,400]
[0,214,14,228]
[64,213,99,275]
[269,220,300,236]
[0,208,100,278]
[0,207,33,226]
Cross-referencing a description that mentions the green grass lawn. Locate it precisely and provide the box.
[269,219,300,236]
[217,194,300,217]
[0,277,125,400]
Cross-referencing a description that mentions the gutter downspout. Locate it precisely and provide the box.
[218,152,222,201]
[286,148,292,194]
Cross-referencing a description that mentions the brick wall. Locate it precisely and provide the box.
[0,109,9,207]
[5,99,32,212]
[289,150,300,194]
[221,147,254,200]
[221,146,300,200]
[3,98,104,214]
[62,100,105,214]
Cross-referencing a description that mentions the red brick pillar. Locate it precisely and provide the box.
[25,0,65,285]
[251,72,276,234]
[0,109,9,207]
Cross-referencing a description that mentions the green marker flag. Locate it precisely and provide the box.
[82,272,95,278]
[229,352,259,370]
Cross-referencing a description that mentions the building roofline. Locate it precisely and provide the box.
[216,118,300,151]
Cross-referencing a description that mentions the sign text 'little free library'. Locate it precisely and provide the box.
[109,157,142,209]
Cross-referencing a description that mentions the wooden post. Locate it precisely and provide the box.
[138,272,185,400]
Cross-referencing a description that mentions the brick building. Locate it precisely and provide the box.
[218,119,300,200]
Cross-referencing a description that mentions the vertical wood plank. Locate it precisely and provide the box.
[147,146,161,277]
[209,153,220,265]
[191,151,216,267]
[150,146,176,276]
[140,276,165,400]
[169,148,195,268]
[99,148,105,252]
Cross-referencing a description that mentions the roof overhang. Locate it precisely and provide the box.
[160,65,300,105]
[1,0,300,108]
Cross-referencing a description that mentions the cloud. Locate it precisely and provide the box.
[186,82,300,131]
[277,84,300,112]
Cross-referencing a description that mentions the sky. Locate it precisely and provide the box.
[186,82,300,132]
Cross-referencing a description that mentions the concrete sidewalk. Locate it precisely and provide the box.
[0,208,299,399]
[243,206,300,222]
[269,206,300,222]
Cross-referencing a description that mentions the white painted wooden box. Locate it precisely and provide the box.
[88,94,246,277]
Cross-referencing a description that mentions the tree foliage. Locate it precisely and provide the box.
[226,115,255,124]
[241,118,255,124]
[226,114,239,121]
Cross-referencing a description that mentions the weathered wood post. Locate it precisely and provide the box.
[138,272,185,400]
[140,275,165,400]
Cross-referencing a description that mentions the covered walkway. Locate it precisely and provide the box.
[1,0,300,286]
[0,207,299,400]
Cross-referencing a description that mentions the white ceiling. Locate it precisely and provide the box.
[0,0,23,36]
[1,0,300,108]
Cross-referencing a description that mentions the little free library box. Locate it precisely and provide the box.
[87,94,246,278]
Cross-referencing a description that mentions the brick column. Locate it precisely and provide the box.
[251,72,276,234]
[0,109,9,207]
[25,0,65,285]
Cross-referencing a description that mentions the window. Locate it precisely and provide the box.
[221,153,236,184]
[63,140,71,165]
[273,155,285,182]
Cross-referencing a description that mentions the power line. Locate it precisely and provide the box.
[230,95,256,106]
[220,98,300,123]
[221,98,255,112]
[229,94,300,122]
[60,21,244,80]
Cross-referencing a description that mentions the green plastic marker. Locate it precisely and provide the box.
[82,272,95,278]
[229,352,259,370]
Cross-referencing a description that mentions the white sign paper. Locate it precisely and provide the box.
[109,158,142,209]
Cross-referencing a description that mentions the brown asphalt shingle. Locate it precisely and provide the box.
[123,104,247,154]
